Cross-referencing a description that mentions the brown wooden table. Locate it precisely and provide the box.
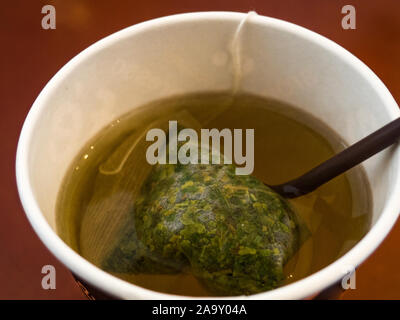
[1,0,399,299]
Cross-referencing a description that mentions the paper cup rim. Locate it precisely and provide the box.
[16,11,400,299]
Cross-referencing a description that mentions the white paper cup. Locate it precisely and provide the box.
[16,12,400,299]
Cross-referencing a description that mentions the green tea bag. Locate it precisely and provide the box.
[130,162,301,295]
[100,133,304,296]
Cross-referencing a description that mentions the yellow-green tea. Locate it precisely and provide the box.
[56,92,371,296]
